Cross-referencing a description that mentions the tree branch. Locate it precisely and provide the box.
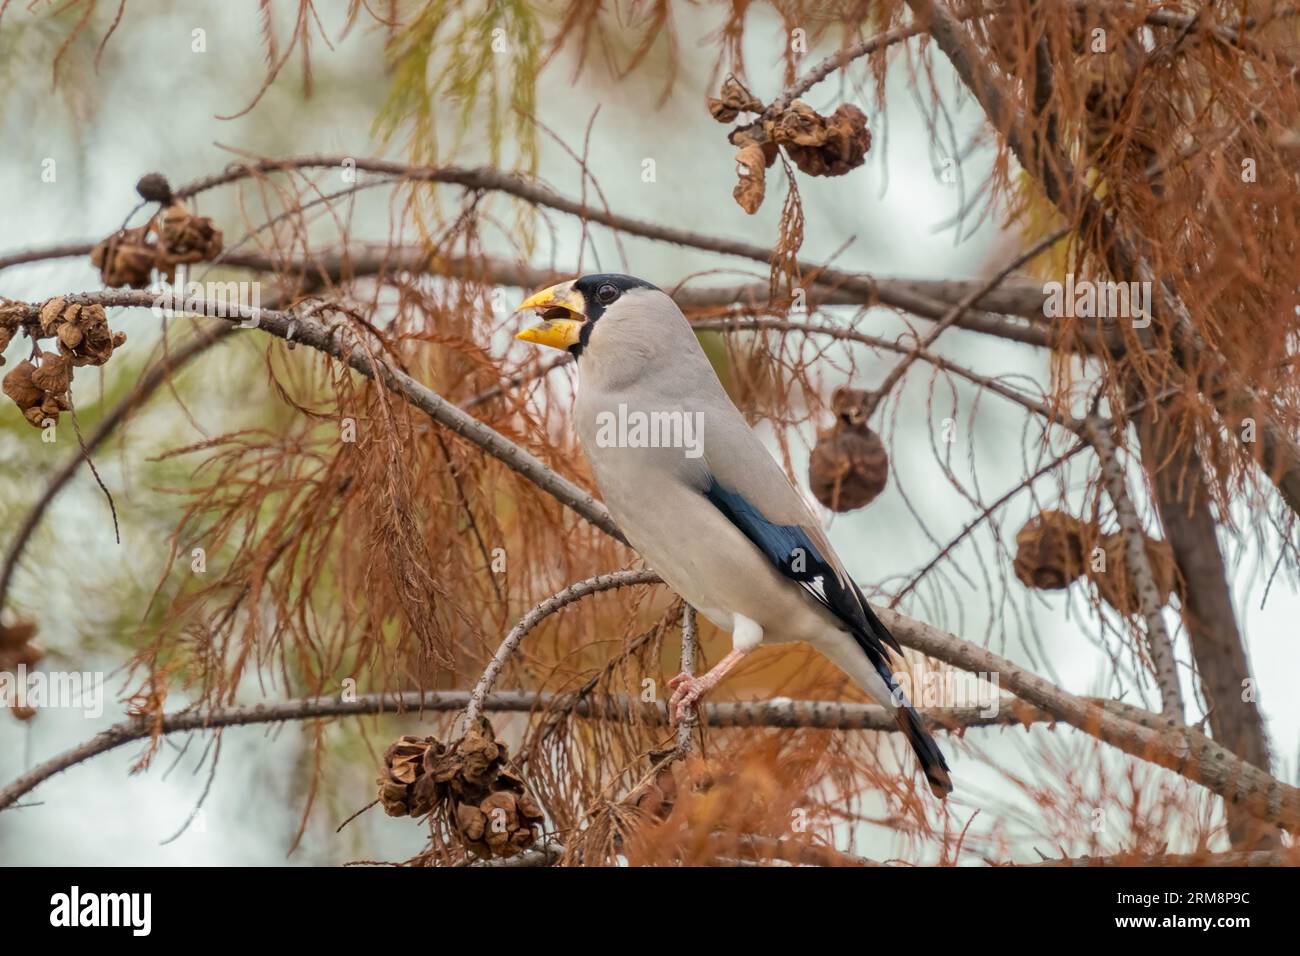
[0,687,1063,813]
[675,604,699,753]
[1083,416,1184,723]
[4,289,626,543]
[878,607,1300,832]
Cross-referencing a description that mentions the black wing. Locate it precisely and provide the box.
[703,477,901,667]
[704,477,953,796]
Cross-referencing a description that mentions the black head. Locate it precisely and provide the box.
[572,274,660,321]
[568,274,660,357]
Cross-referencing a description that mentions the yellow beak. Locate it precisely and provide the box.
[514,282,587,351]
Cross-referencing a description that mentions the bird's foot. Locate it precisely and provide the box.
[667,672,710,723]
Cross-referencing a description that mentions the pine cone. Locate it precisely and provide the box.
[771,102,871,177]
[90,226,157,289]
[4,355,72,428]
[38,298,126,368]
[31,350,72,394]
[457,725,501,792]
[378,735,440,816]
[733,144,769,214]
[0,619,42,670]
[135,172,174,204]
[708,76,764,123]
[0,303,21,365]
[156,201,222,269]
[1013,510,1087,590]
[808,388,888,512]
[1089,531,1178,614]
[1,620,43,719]
[376,720,544,859]
[478,790,545,856]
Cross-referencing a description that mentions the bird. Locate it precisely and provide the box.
[514,273,953,797]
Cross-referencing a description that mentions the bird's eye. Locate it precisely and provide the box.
[596,283,619,305]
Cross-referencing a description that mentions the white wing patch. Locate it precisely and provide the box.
[802,574,830,605]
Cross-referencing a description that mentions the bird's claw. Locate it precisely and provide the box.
[667,671,706,723]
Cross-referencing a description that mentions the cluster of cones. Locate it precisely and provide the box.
[2,300,126,427]
[708,76,871,214]
[1014,509,1178,613]
[378,719,544,860]
[2,173,224,428]
[90,174,223,289]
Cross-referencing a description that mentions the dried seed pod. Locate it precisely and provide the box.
[4,355,72,428]
[1013,510,1087,589]
[733,144,768,214]
[376,720,544,859]
[0,619,42,669]
[480,792,519,850]
[770,101,825,146]
[156,201,223,268]
[0,304,21,365]
[770,102,871,177]
[91,226,157,289]
[456,802,487,842]
[707,76,764,123]
[377,735,439,816]
[728,122,779,164]
[1,620,43,719]
[457,725,500,791]
[480,789,546,857]
[1089,531,1178,614]
[2,360,42,411]
[135,172,174,204]
[31,350,72,394]
[38,299,125,367]
[808,387,888,512]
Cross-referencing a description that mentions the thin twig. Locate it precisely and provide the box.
[675,605,699,754]
[860,224,1072,419]
[462,569,661,727]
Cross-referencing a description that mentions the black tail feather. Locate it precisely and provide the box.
[895,698,953,798]
[872,658,953,798]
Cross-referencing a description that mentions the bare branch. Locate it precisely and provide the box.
[0,688,1060,813]
[879,607,1300,832]
[1083,416,1184,723]
[675,605,699,754]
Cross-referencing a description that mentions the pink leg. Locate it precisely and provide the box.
[667,648,749,723]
